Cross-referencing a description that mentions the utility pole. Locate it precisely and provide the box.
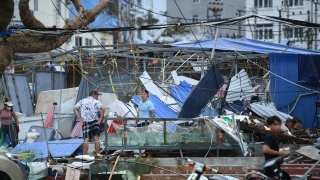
[253,7,257,39]
[278,9,282,43]
[237,9,245,38]
[315,1,318,50]
[286,0,290,19]
[311,0,314,23]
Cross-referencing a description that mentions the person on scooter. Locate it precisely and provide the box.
[263,116,286,161]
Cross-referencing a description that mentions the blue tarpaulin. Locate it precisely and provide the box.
[169,81,194,107]
[132,94,178,118]
[171,38,320,54]
[11,139,83,158]
[298,55,320,85]
[179,64,224,118]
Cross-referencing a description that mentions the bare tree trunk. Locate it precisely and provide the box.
[0,0,14,31]
[71,0,85,13]
[19,0,45,28]
[0,0,111,78]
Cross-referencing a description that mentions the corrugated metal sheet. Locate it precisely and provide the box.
[226,69,256,102]
[249,102,293,123]
[270,53,320,128]
[132,94,178,118]
[169,81,194,107]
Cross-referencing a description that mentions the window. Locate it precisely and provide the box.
[283,27,293,38]
[256,24,273,40]
[289,0,303,6]
[85,38,92,46]
[193,0,200,3]
[34,0,38,11]
[254,0,272,8]
[75,36,82,46]
[193,15,199,23]
[294,28,303,38]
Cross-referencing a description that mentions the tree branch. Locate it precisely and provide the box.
[19,0,45,28]
[0,0,14,31]
[0,0,111,78]
[16,0,111,53]
[71,0,85,14]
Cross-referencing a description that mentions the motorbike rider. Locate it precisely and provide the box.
[263,116,286,161]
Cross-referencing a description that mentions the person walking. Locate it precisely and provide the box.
[74,89,105,155]
[0,100,19,147]
[263,116,286,161]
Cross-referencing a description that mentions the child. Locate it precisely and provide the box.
[263,116,286,161]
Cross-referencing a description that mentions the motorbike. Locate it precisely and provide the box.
[186,158,239,180]
[245,154,291,180]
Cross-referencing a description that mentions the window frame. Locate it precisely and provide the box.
[192,15,199,23]
[75,36,82,46]
[193,0,200,3]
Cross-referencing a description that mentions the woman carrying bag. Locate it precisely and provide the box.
[0,100,19,147]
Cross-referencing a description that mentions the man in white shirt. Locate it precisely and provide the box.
[74,89,105,155]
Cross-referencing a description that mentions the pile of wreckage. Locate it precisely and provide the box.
[0,67,318,179]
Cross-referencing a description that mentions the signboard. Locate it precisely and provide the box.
[210,115,250,156]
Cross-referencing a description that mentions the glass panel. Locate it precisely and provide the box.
[269,29,273,39]
[259,29,263,39]
[294,28,298,38]
[264,29,268,39]
[299,28,303,38]
[259,0,263,7]
[264,0,268,8]
[106,122,254,147]
[299,0,303,6]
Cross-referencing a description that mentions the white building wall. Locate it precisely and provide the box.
[130,0,167,43]
[11,1,113,51]
[12,0,70,28]
[245,0,319,50]
[62,32,113,51]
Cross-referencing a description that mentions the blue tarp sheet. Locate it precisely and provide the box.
[298,55,320,85]
[171,38,320,54]
[179,64,224,118]
[169,81,194,107]
[132,94,178,118]
[11,139,83,158]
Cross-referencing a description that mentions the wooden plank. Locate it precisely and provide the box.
[295,145,320,160]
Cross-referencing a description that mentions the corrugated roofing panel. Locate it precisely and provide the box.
[169,81,194,107]
[270,53,320,128]
[132,94,178,118]
[249,102,293,123]
[171,38,320,54]
[226,69,256,102]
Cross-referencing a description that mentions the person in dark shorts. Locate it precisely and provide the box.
[263,116,286,161]
[74,89,105,155]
